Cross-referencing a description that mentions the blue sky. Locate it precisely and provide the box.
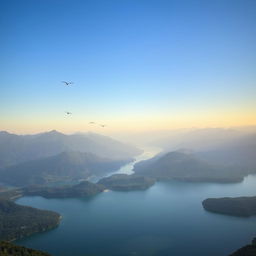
[0,0,256,133]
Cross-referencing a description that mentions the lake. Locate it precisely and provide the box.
[15,149,256,256]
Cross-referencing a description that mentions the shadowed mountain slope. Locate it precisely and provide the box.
[0,151,129,186]
[133,151,244,183]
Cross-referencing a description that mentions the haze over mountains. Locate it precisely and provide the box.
[151,128,256,166]
[133,151,244,183]
[0,152,129,187]
[1,128,256,186]
[0,130,141,169]
[197,132,256,168]
[151,127,255,152]
[1,127,256,256]
[134,128,256,183]
[0,130,141,187]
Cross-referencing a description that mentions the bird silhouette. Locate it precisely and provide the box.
[65,111,72,115]
[62,81,74,86]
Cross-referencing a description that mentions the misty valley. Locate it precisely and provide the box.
[0,128,256,256]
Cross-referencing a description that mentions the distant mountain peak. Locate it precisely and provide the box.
[47,129,63,135]
[38,130,65,137]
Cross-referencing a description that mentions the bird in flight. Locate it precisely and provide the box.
[62,81,74,86]
[65,111,72,115]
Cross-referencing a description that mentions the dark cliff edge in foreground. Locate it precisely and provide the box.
[229,238,256,256]
[0,199,61,241]
[0,241,52,256]
[202,196,256,217]
[98,174,156,191]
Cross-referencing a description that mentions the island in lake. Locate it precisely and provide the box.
[202,196,256,255]
[98,174,156,191]
[0,241,52,256]
[202,196,256,217]
[0,199,61,241]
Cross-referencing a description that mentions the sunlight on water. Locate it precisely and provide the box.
[114,147,162,175]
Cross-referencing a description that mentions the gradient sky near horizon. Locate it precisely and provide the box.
[1,0,256,134]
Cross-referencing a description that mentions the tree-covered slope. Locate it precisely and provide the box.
[0,199,61,241]
[98,174,155,191]
[23,181,105,198]
[0,241,52,256]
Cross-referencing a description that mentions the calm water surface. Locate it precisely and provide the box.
[16,149,256,256]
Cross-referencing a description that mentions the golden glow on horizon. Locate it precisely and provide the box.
[1,108,256,134]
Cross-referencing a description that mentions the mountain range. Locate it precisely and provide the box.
[135,128,256,182]
[0,130,141,169]
[0,151,130,187]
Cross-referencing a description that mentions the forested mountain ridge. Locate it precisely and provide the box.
[0,199,61,241]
